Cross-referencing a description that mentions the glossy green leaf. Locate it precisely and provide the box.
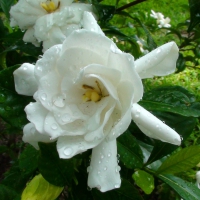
[21,174,63,200]
[158,174,200,200]
[157,146,200,174]
[140,86,200,117]
[19,145,39,175]
[146,112,196,164]
[38,142,80,187]
[132,170,154,194]
[188,0,200,32]
[0,184,19,200]
[0,0,14,19]
[92,179,143,200]
[176,53,186,73]
[117,131,143,169]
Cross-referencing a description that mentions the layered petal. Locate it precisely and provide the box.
[88,139,121,192]
[131,103,181,145]
[14,63,38,96]
[23,123,51,149]
[135,42,178,79]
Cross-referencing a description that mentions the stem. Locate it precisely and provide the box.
[116,0,148,12]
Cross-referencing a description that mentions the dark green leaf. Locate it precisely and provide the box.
[0,87,32,129]
[157,146,200,174]
[132,170,154,194]
[146,112,196,164]
[117,130,143,169]
[0,0,14,19]
[0,184,19,200]
[0,65,20,91]
[19,145,39,175]
[158,174,200,200]
[38,142,79,187]
[140,86,200,117]
[188,0,200,32]
[176,53,186,73]
[92,179,143,200]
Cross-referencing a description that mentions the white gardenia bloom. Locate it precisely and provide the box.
[196,171,200,189]
[10,0,94,51]
[14,12,181,192]
[150,10,171,28]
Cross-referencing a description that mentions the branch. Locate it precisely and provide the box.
[116,0,148,12]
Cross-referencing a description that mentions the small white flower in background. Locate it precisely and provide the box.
[150,10,171,28]
[14,12,181,192]
[10,0,94,51]
[196,171,200,189]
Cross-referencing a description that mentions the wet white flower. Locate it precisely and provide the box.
[196,171,200,189]
[14,12,181,192]
[150,10,171,28]
[10,0,94,51]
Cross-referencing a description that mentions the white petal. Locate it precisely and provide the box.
[88,139,121,192]
[23,27,40,47]
[23,123,51,149]
[56,135,104,159]
[131,103,181,145]
[82,11,104,35]
[107,52,143,103]
[25,102,48,133]
[135,42,179,79]
[34,44,62,81]
[14,63,38,96]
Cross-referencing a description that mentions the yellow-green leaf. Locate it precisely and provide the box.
[21,174,63,200]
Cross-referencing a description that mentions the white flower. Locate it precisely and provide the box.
[196,171,200,189]
[14,12,181,192]
[150,10,171,28]
[10,0,94,51]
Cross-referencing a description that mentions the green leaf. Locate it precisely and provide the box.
[132,170,154,194]
[0,184,19,200]
[146,112,196,164]
[38,142,79,187]
[92,179,143,200]
[157,146,200,174]
[176,53,186,73]
[0,87,32,129]
[188,0,200,32]
[21,174,63,200]
[19,145,39,175]
[0,0,14,19]
[140,86,200,117]
[117,130,143,169]
[158,174,200,200]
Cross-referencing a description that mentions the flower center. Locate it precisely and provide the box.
[82,81,102,103]
[41,1,60,13]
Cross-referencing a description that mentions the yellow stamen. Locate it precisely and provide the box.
[82,89,101,102]
[41,1,59,13]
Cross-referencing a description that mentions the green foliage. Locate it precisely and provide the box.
[132,170,154,194]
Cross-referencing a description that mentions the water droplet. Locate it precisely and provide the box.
[104,166,107,171]
[115,166,121,173]
[156,48,161,54]
[30,127,35,134]
[98,160,101,164]
[64,147,73,156]
[61,113,71,123]
[108,153,111,157]
[23,66,27,70]
[101,155,104,159]
[98,171,101,175]
[114,183,120,188]
[37,66,42,71]
[41,93,47,101]
[110,43,116,53]
[51,123,57,130]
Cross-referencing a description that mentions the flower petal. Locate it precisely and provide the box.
[25,102,48,133]
[14,63,38,96]
[82,11,104,35]
[131,103,181,145]
[23,123,51,149]
[135,42,179,79]
[87,139,121,192]
[23,27,40,47]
